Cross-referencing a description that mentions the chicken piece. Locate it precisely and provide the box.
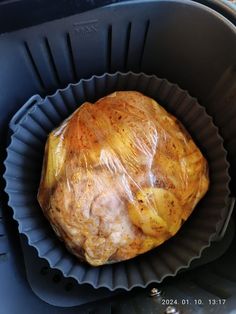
[38,91,209,266]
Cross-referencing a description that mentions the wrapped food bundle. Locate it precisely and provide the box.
[38,91,209,266]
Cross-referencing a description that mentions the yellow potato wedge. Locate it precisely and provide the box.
[128,188,182,237]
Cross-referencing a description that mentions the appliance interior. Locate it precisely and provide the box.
[1,0,236,313]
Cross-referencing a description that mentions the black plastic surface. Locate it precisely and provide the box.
[0,0,235,34]
[4,71,230,295]
[0,0,236,313]
[0,0,129,33]
[1,207,235,313]
[0,0,236,192]
[20,219,235,307]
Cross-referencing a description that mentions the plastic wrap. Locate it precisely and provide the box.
[38,91,209,266]
[4,72,229,289]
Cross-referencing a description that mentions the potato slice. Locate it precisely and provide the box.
[128,188,182,237]
[41,134,66,189]
[139,234,171,254]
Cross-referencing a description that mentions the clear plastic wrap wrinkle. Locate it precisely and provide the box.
[4,72,229,290]
[38,91,209,266]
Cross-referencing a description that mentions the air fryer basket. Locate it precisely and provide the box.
[4,72,230,291]
[1,0,236,313]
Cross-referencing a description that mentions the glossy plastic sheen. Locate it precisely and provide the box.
[0,0,236,310]
[1,1,236,191]
[4,72,230,290]
[38,89,209,266]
